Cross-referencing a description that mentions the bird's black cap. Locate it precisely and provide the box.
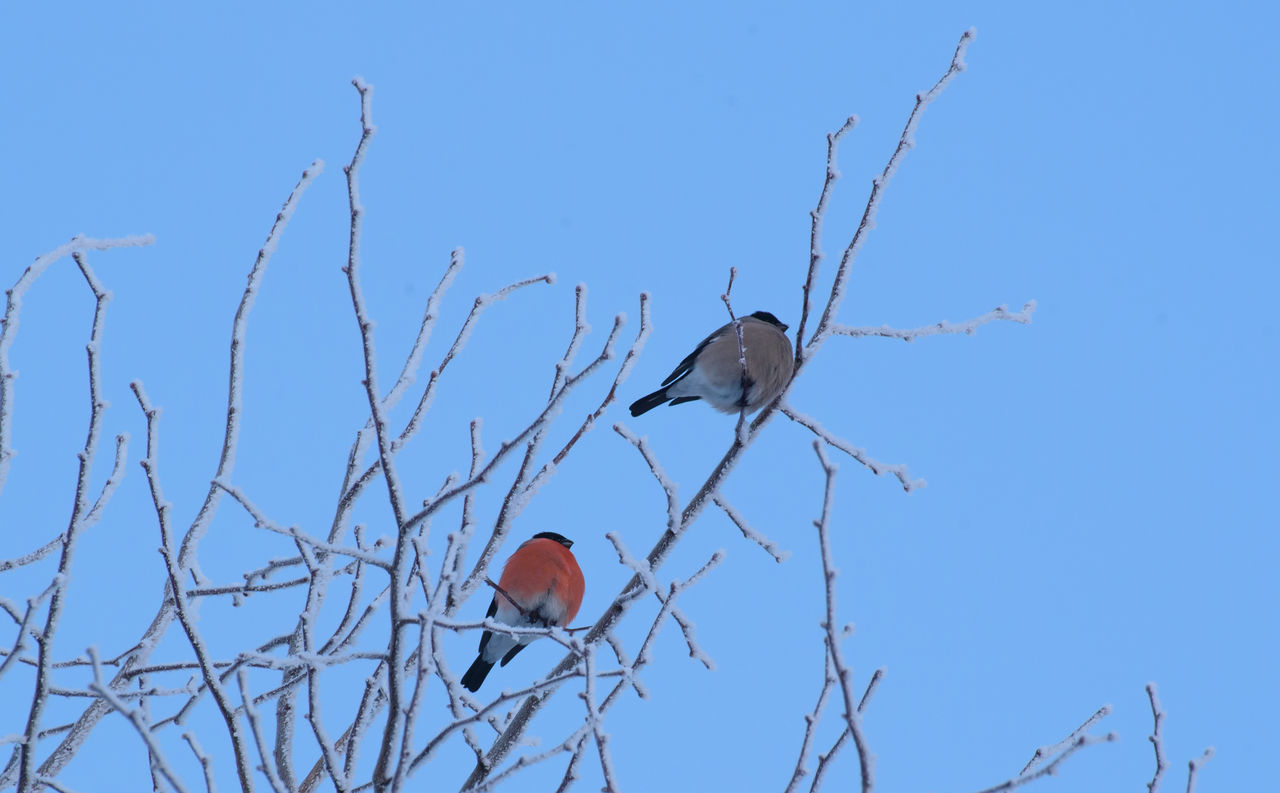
[749,310,788,331]
[533,531,574,548]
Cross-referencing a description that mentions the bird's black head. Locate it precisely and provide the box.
[533,531,574,548]
[749,310,788,331]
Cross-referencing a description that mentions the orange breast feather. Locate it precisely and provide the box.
[497,538,585,625]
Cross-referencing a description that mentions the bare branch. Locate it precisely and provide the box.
[809,28,975,349]
[0,234,153,496]
[972,733,1116,793]
[783,406,924,492]
[795,115,858,363]
[0,578,59,685]
[830,301,1035,342]
[553,735,590,793]
[182,732,218,793]
[85,647,193,793]
[11,159,324,790]
[237,670,290,793]
[541,291,652,471]
[613,424,680,538]
[448,313,628,608]
[784,654,837,793]
[17,250,126,793]
[1146,683,1168,793]
[214,479,390,570]
[32,775,85,793]
[0,537,64,575]
[130,382,259,793]
[335,77,416,793]
[1018,704,1112,776]
[720,266,754,443]
[580,644,619,792]
[182,160,324,575]
[811,441,874,793]
[1185,747,1213,793]
[390,270,555,459]
[712,493,789,563]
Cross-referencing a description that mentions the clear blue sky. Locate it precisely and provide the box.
[2,2,1276,791]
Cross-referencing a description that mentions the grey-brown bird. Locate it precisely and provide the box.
[629,311,793,417]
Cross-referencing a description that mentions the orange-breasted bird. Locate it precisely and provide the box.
[460,531,585,693]
[629,310,793,417]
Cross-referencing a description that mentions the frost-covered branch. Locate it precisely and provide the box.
[0,538,64,575]
[974,706,1116,793]
[784,654,836,793]
[237,670,289,793]
[447,310,629,608]
[829,301,1035,342]
[795,116,858,363]
[335,78,416,793]
[538,291,652,473]
[612,425,680,541]
[183,160,323,577]
[712,493,789,563]
[808,28,975,349]
[214,479,390,570]
[8,160,322,790]
[1017,704,1112,777]
[1185,747,1213,793]
[782,406,924,492]
[1143,683,1213,793]
[811,442,874,793]
[85,648,192,793]
[604,531,716,670]
[0,579,59,687]
[799,669,885,793]
[0,234,152,497]
[580,645,618,793]
[16,250,127,793]
[720,266,752,442]
[1146,684,1168,793]
[181,732,217,793]
[130,382,259,793]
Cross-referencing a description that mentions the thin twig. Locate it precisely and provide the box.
[1185,747,1214,793]
[0,234,153,497]
[811,442,874,793]
[712,493,789,563]
[131,382,258,793]
[17,251,123,793]
[85,648,192,793]
[830,301,1035,342]
[1019,704,1112,776]
[809,28,975,349]
[1146,683,1168,793]
[783,406,924,492]
[795,116,858,364]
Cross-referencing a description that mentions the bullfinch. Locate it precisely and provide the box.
[460,531,585,693]
[629,310,794,417]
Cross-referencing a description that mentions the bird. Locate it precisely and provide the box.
[460,531,585,693]
[629,310,794,417]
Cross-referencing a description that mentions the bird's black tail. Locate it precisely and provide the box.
[629,388,670,417]
[460,656,494,692]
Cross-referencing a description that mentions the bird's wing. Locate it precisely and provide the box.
[660,324,727,387]
[477,596,498,653]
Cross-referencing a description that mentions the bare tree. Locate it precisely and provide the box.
[0,29,1210,793]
